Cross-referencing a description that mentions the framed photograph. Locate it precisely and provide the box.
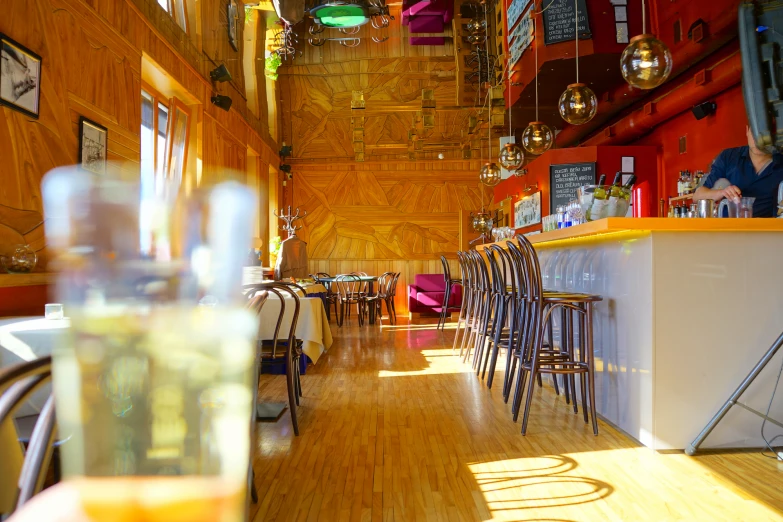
[0,34,42,119]
[227,0,239,51]
[78,117,108,175]
[514,191,542,229]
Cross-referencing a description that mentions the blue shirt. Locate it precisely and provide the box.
[702,146,783,217]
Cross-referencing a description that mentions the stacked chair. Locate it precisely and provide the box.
[437,255,463,329]
[452,235,603,436]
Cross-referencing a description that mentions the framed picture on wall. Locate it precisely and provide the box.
[514,191,542,229]
[78,116,108,175]
[0,34,42,119]
[228,0,239,51]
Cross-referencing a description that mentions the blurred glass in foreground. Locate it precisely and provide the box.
[42,166,258,522]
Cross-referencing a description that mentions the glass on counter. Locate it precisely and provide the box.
[41,166,258,522]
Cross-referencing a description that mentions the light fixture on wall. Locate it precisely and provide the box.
[209,64,233,83]
[620,0,672,90]
[558,0,597,125]
[522,10,553,155]
[211,94,233,111]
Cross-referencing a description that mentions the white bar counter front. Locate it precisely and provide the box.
[486,218,783,451]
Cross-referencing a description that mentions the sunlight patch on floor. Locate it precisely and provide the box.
[468,449,783,521]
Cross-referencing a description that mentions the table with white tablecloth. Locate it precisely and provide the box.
[250,293,333,364]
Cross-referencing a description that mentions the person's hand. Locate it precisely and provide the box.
[720,185,742,201]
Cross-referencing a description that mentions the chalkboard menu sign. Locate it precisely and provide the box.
[550,162,596,211]
[543,0,591,45]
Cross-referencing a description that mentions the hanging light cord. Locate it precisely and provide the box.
[535,10,539,121]
[575,0,579,83]
[642,0,646,34]
[485,1,491,164]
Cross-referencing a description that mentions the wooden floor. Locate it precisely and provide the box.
[251,318,783,522]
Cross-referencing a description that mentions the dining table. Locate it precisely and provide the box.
[314,275,380,323]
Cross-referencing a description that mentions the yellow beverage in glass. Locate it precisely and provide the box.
[52,305,256,522]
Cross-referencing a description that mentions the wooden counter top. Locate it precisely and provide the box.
[0,273,56,288]
[479,217,783,248]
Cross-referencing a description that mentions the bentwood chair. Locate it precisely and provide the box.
[245,292,268,506]
[246,283,304,436]
[335,274,365,326]
[362,272,395,325]
[437,255,463,330]
[508,235,603,436]
[0,357,57,517]
[452,251,476,353]
[387,273,402,324]
[311,273,339,321]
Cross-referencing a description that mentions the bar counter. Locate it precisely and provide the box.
[481,218,783,450]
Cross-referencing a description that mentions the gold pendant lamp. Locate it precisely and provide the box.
[521,7,553,155]
[620,0,672,89]
[558,0,597,125]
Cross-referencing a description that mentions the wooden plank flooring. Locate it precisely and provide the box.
[251,319,783,521]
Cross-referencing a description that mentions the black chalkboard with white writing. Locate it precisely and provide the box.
[549,162,596,211]
[543,0,591,45]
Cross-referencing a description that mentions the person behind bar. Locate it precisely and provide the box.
[693,126,783,217]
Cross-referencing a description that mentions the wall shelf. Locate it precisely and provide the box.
[669,194,694,203]
[0,273,56,288]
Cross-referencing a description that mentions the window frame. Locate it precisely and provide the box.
[158,0,189,33]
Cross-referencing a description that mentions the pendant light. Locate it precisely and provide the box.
[498,60,524,172]
[620,0,672,89]
[558,0,597,125]
[522,10,553,155]
[478,2,501,188]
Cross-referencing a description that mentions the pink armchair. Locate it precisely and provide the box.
[408,274,462,316]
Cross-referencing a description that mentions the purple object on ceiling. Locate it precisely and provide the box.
[402,0,453,25]
[409,15,445,33]
[410,36,446,45]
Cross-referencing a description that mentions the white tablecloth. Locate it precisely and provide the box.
[0,317,67,513]
[252,294,333,364]
[0,317,67,415]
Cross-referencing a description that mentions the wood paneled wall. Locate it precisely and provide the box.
[293,161,484,315]
[0,0,278,297]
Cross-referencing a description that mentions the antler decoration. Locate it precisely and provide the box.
[274,205,308,237]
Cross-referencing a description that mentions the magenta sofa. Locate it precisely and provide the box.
[408,274,462,315]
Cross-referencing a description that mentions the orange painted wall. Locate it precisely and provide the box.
[494,146,658,233]
[634,84,747,203]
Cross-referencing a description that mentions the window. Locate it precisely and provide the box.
[157,0,188,32]
[140,87,191,256]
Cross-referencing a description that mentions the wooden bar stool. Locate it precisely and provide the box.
[509,235,603,436]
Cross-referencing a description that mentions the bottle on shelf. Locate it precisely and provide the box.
[667,205,674,218]
[606,172,625,217]
[589,173,611,220]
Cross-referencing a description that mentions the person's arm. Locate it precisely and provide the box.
[693,151,741,202]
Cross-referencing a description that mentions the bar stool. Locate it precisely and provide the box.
[437,255,462,330]
[452,251,474,353]
[462,250,493,365]
[508,235,603,436]
[480,244,520,389]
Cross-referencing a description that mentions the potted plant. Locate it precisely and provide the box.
[269,236,282,267]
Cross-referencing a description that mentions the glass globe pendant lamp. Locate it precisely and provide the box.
[467,17,486,34]
[471,211,494,235]
[558,0,597,125]
[559,83,597,125]
[523,15,553,154]
[620,36,672,89]
[521,121,553,156]
[499,143,524,171]
[620,0,672,90]
[479,162,501,186]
